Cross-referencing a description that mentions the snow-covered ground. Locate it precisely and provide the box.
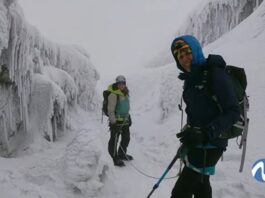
[0,0,265,198]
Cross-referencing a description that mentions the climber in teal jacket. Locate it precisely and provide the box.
[107,75,133,167]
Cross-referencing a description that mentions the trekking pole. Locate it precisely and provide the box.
[147,152,180,198]
[239,118,249,172]
[178,96,184,130]
[239,96,249,172]
[177,96,184,174]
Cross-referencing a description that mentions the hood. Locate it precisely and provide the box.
[108,84,124,96]
[171,35,206,72]
[207,54,226,69]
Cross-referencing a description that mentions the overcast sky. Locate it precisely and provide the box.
[18,0,203,75]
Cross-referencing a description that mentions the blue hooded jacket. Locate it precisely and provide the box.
[172,35,240,149]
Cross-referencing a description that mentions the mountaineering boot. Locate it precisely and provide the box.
[113,159,125,167]
[119,154,133,161]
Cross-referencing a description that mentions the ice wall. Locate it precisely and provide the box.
[148,0,263,68]
[177,0,264,46]
[0,0,99,155]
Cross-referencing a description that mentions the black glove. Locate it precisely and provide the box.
[109,122,124,133]
[109,122,118,130]
[176,127,209,148]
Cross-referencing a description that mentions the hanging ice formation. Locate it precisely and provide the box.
[0,0,99,155]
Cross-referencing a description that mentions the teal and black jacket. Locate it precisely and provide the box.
[107,83,130,124]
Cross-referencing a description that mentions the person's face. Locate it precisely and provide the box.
[117,82,126,90]
[177,49,193,72]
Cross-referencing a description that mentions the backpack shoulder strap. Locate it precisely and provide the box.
[201,66,223,113]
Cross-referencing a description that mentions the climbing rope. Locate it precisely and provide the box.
[118,141,179,180]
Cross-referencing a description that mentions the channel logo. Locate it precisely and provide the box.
[252,159,265,183]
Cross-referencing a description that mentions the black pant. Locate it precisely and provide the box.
[171,166,212,198]
[108,124,130,160]
[171,148,223,198]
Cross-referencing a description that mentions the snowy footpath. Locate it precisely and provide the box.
[1,67,265,198]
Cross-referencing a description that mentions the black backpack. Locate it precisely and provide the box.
[202,65,249,139]
[203,65,250,172]
[102,90,111,116]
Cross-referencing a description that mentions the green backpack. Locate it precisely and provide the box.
[202,65,249,139]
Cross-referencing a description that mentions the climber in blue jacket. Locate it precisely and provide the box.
[170,35,240,198]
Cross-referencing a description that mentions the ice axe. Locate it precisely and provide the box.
[146,150,181,198]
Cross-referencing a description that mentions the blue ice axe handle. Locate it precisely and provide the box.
[147,152,180,198]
